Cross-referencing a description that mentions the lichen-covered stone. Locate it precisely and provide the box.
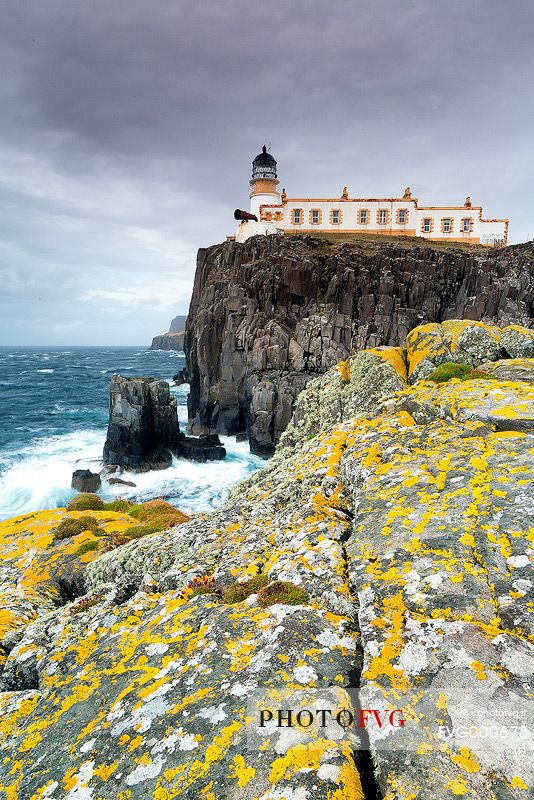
[479,357,534,384]
[499,324,534,358]
[406,320,534,382]
[277,348,407,456]
[0,509,138,667]
[1,322,533,798]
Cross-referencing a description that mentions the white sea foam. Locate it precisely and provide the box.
[37,369,54,373]
[0,428,263,521]
[0,430,105,520]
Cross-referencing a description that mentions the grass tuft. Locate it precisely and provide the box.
[427,362,493,384]
[66,493,104,511]
[103,499,133,512]
[128,500,189,530]
[76,540,100,555]
[53,515,101,541]
[223,574,269,604]
[256,580,310,607]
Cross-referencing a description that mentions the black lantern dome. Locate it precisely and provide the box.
[252,145,277,180]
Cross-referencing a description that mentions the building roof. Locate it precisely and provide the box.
[253,145,276,166]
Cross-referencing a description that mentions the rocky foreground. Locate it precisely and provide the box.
[0,321,533,799]
[185,235,534,455]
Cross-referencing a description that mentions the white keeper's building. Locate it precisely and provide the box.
[236,146,508,247]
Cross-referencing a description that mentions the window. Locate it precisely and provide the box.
[292,208,302,224]
[423,218,432,232]
[331,209,340,224]
[442,218,453,233]
[309,209,322,225]
[359,209,368,224]
[462,217,472,232]
[397,208,408,224]
[377,209,389,225]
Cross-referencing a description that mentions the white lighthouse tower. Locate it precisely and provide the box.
[249,145,280,218]
[235,146,282,243]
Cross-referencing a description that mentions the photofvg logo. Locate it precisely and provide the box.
[244,686,532,755]
[245,687,408,754]
[259,706,405,732]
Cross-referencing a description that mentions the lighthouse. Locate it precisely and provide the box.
[249,146,280,219]
[236,145,508,246]
[234,146,282,243]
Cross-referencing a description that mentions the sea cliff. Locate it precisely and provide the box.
[1,320,533,799]
[184,235,534,454]
[150,331,185,351]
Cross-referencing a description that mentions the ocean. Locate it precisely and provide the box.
[0,346,263,521]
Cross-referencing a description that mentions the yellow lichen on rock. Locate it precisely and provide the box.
[367,345,408,381]
[0,508,140,664]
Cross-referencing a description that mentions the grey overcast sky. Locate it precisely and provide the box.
[1,1,533,345]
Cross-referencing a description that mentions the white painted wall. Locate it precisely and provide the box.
[235,220,280,243]
[257,197,507,244]
[250,191,280,219]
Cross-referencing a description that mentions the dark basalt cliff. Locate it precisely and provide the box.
[150,315,188,350]
[185,234,534,455]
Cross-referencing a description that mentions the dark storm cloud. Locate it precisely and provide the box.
[1,0,533,344]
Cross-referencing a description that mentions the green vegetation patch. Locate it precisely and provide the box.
[427,362,493,384]
[76,540,100,556]
[53,515,101,541]
[257,580,310,607]
[223,574,269,604]
[103,499,133,512]
[127,500,189,531]
[66,493,104,511]
[122,522,159,540]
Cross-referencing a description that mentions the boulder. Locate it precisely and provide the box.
[178,434,226,462]
[70,469,101,493]
[479,357,534,383]
[172,368,189,385]
[108,477,137,487]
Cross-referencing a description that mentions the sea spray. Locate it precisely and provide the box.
[0,346,262,520]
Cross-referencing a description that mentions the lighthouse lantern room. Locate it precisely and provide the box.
[249,145,280,219]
